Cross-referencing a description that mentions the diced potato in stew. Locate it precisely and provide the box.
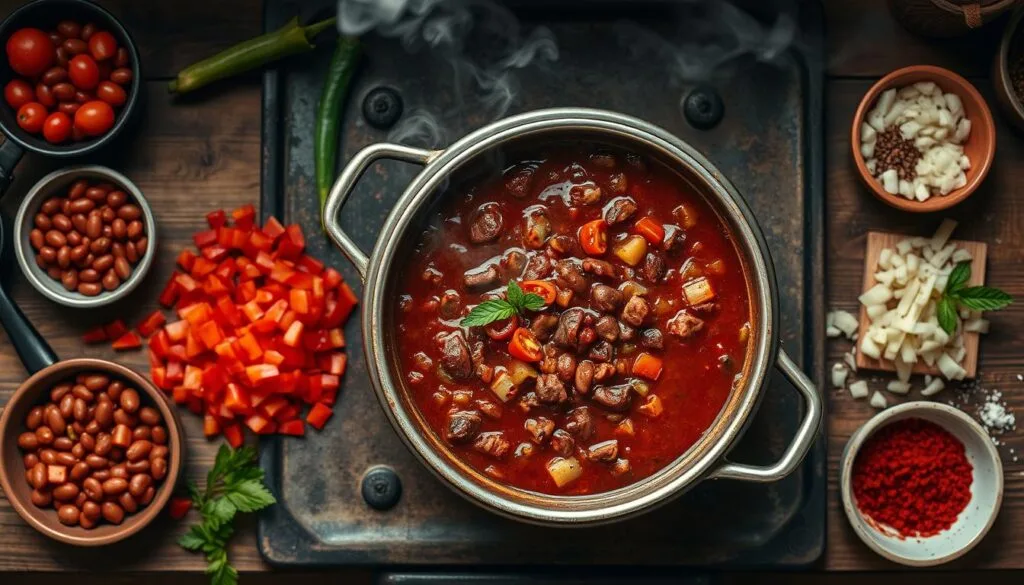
[394,147,751,495]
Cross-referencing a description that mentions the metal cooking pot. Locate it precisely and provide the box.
[323,108,822,526]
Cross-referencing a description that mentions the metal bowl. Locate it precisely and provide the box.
[0,358,185,546]
[993,8,1024,132]
[13,165,157,308]
[323,108,822,526]
[840,401,1003,566]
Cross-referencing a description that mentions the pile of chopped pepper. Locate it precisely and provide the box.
[86,204,357,445]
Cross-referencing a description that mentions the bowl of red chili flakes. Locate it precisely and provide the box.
[840,401,1003,566]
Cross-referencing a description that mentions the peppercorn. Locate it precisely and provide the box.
[873,126,921,182]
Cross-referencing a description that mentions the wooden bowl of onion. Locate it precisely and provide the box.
[851,65,996,213]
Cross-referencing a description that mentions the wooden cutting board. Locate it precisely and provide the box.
[855,230,986,378]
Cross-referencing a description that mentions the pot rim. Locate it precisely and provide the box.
[355,108,783,525]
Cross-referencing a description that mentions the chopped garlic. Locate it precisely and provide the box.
[930,219,957,250]
[886,380,911,395]
[964,318,989,333]
[870,391,888,409]
[844,349,858,372]
[849,380,869,399]
[831,363,849,389]
[831,310,858,339]
[921,377,945,397]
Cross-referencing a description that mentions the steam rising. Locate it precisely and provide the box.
[338,0,558,148]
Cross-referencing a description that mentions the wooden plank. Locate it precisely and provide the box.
[0,80,266,572]
[0,0,262,79]
[855,231,986,378]
[826,80,1024,571]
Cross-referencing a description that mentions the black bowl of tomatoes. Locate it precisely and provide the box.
[0,0,141,157]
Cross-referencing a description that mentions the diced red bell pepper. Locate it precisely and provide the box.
[112,331,142,350]
[237,332,263,361]
[206,209,227,229]
[137,310,167,338]
[194,229,218,249]
[174,273,199,293]
[172,386,189,404]
[278,419,305,437]
[179,302,213,327]
[290,289,310,314]
[169,496,193,519]
[306,403,333,430]
[197,321,225,350]
[231,204,256,229]
[223,423,245,448]
[201,364,229,395]
[201,245,229,263]
[215,296,243,328]
[322,282,358,328]
[177,250,197,272]
[322,353,347,376]
[203,414,221,437]
[202,274,230,296]
[82,326,107,343]
[254,251,275,273]
[166,360,184,384]
[151,366,169,390]
[159,279,180,308]
[241,300,264,323]
[168,344,188,363]
[183,365,203,390]
[260,396,290,419]
[149,329,172,358]
[165,320,190,342]
[297,254,324,275]
[104,319,128,340]
[245,364,280,386]
[224,383,251,414]
[263,350,285,367]
[282,321,304,347]
[214,258,237,280]
[276,238,303,260]
[285,224,305,249]
[264,216,286,238]
[191,257,217,278]
[245,413,276,435]
[244,230,274,257]
[184,333,205,359]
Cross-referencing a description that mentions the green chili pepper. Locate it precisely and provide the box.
[316,37,361,225]
[169,17,337,95]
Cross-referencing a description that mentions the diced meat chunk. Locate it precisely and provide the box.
[582,257,616,278]
[439,290,462,319]
[593,363,616,382]
[556,353,577,382]
[536,374,568,405]
[604,196,637,225]
[502,250,526,275]
[468,203,503,244]
[611,458,631,476]
[440,332,473,379]
[570,183,602,206]
[523,211,551,249]
[639,328,664,350]
[476,399,502,419]
[529,314,559,342]
[505,165,534,198]
[587,340,614,362]
[691,301,719,314]
[525,417,555,444]
[594,315,620,342]
[620,296,650,327]
[667,310,704,339]
[590,284,624,312]
[639,253,665,282]
[463,264,499,289]
[550,429,575,457]
[446,410,482,443]
[618,322,636,341]
[522,254,553,280]
[591,384,633,412]
[608,172,627,195]
[473,431,511,459]
[554,259,588,293]
[575,360,595,394]
[662,225,685,254]
[552,307,585,348]
[547,234,576,257]
[586,439,619,462]
[590,153,616,168]
[564,406,595,441]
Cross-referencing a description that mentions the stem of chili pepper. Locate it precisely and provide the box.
[168,17,338,95]
[316,37,361,227]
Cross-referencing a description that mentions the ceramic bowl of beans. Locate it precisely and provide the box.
[0,358,184,546]
[14,165,156,308]
[839,401,1003,566]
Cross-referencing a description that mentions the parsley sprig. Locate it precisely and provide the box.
[937,261,1013,335]
[178,445,276,585]
[460,281,546,327]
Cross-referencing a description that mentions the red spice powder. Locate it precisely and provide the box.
[852,418,973,538]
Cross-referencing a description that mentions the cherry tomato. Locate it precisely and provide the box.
[4,79,34,108]
[484,315,519,341]
[68,54,99,90]
[95,80,126,106]
[73,100,114,136]
[16,102,47,133]
[35,82,55,107]
[508,327,543,363]
[88,31,117,61]
[578,219,608,255]
[5,28,54,77]
[42,112,72,143]
[520,280,558,305]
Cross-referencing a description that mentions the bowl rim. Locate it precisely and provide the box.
[839,401,1004,567]
[850,64,996,213]
[996,8,1024,120]
[0,357,184,546]
[13,164,157,308]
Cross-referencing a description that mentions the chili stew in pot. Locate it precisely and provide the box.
[394,146,752,495]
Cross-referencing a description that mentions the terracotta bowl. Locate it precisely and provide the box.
[0,359,185,546]
[993,8,1024,133]
[851,65,996,213]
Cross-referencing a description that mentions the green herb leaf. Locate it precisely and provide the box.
[178,529,207,551]
[954,286,1014,311]
[946,261,971,295]
[203,497,238,530]
[506,280,524,307]
[460,299,516,327]
[937,295,959,336]
[520,293,546,311]
[224,478,277,513]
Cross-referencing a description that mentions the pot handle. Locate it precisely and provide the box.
[323,143,438,281]
[707,349,822,483]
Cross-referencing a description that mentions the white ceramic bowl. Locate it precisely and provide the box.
[840,401,1003,566]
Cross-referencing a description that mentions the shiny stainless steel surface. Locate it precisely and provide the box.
[323,108,822,525]
[13,165,157,309]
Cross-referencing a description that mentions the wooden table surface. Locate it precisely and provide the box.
[0,0,1022,580]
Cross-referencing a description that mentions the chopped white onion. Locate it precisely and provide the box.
[849,380,869,399]
[870,391,888,409]
[886,380,911,395]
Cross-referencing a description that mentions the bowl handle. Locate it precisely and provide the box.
[323,143,439,281]
[707,349,822,483]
